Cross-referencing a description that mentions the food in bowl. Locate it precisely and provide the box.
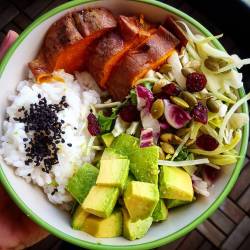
[1,7,250,241]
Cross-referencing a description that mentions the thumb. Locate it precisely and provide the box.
[0,30,19,61]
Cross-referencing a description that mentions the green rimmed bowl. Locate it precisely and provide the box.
[0,0,249,249]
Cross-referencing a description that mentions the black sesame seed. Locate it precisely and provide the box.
[27,173,31,176]
[38,94,41,98]
[61,138,65,143]
[23,138,28,142]
[67,143,72,147]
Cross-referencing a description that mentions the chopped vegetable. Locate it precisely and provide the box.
[191,174,209,197]
[98,109,117,134]
[140,128,154,148]
[158,158,209,167]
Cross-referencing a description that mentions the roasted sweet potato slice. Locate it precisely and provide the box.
[29,8,117,82]
[107,26,180,100]
[87,15,152,88]
[163,16,188,48]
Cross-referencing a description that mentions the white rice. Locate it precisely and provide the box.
[0,70,100,208]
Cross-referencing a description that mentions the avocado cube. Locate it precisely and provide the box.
[82,185,119,218]
[66,163,99,204]
[83,210,122,238]
[122,208,153,241]
[71,205,89,230]
[152,199,168,222]
[111,133,139,157]
[124,181,159,221]
[129,146,159,184]
[111,134,159,184]
[166,196,196,209]
[101,148,127,161]
[101,133,115,147]
[159,167,194,201]
[96,159,130,190]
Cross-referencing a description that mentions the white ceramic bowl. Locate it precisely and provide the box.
[0,0,248,249]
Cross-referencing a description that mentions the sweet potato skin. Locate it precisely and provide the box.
[88,15,152,88]
[29,8,117,81]
[107,26,180,100]
[73,8,117,37]
[163,16,188,48]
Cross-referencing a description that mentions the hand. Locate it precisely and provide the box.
[0,31,49,250]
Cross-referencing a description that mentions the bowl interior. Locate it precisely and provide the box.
[0,0,248,249]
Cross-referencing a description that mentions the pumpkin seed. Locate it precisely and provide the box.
[159,147,165,160]
[152,79,166,94]
[159,63,172,74]
[204,57,220,71]
[206,98,219,113]
[176,128,191,137]
[160,133,182,144]
[160,142,175,154]
[151,99,164,119]
[180,91,198,107]
[186,138,196,146]
[170,96,189,109]
[181,67,195,77]
[184,60,201,70]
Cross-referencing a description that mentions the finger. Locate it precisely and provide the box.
[0,30,19,61]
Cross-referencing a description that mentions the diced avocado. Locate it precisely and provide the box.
[129,146,159,184]
[166,196,196,209]
[71,205,89,230]
[122,208,153,241]
[159,166,194,201]
[82,185,119,218]
[66,163,99,204]
[96,159,129,190]
[101,148,127,161]
[111,134,159,184]
[101,133,115,147]
[124,181,159,221]
[111,133,139,157]
[83,210,122,238]
[152,199,168,222]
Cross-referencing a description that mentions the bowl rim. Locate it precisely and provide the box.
[0,0,249,249]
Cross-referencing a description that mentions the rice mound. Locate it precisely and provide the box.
[0,71,100,208]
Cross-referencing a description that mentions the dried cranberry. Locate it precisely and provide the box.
[196,134,219,151]
[186,72,207,92]
[87,113,100,136]
[202,165,220,185]
[119,104,139,123]
[162,83,181,97]
[191,102,208,124]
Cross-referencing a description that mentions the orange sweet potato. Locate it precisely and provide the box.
[87,15,151,88]
[29,8,117,82]
[107,26,180,100]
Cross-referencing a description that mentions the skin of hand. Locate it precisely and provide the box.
[0,31,49,250]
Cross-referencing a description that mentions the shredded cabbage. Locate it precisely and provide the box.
[229,113,249,129]
[158,158,209,167]
[167,51,186,89]
[112,116,129,137]
[190,121,202,140]
[126,121,139,135]
[208,155,237,165]
[219,93,250,142]
[94,102,121,109]
[201,124,218,138]
[171,132,190,161]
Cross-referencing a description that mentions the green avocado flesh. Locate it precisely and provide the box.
[111,134,159,184]
[124,181,159,221]
[82,185,119,218]
[152,199,168,222]
[96,158,130,190]
[66,163,99,204]
[122,208,153,241]
[71,205,89,230]
[159,166,194,201]
[101,133,115,147]
[83,209,122,238]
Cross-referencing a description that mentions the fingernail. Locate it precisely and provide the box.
[0,30,19,61]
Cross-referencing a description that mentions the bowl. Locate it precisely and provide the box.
[0,0,249,249]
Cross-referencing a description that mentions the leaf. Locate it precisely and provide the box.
[174,148,189,161]
[130,89,137,105]
[97,109,117,134]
